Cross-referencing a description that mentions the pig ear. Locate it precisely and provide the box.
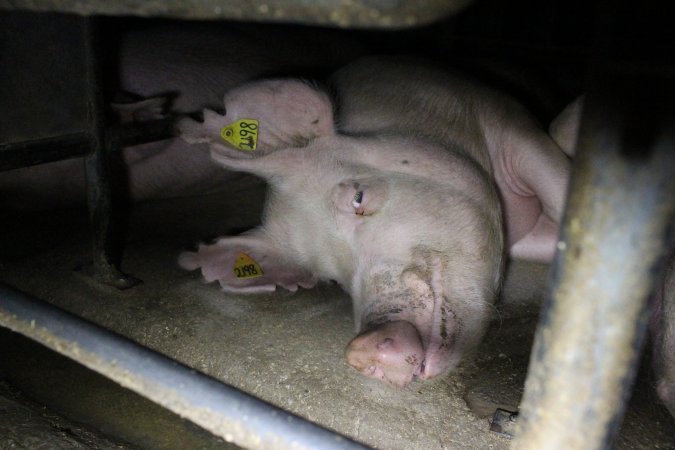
[178,79,334,155]
[179,232,317,294]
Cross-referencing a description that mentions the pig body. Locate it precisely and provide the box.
[331,58,571,263]
[179,56,573,386]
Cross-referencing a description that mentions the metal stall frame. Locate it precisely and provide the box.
[513,2,675,447]
[513,64,675,449]
[0,13,175,289]
[0,283,371,450]
[0,0,471,29]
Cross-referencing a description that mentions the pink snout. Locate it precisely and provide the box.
[345,321,425,388]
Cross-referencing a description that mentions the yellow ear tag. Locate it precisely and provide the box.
[233,252,263,279]
[220,119,259,152]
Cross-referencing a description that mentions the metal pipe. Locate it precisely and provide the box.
[0,0,470,28]
[80,16,139,289]
[0,133,92,172]
[512,64,675,449]
[0,283,370,450]
[0,120,175,172]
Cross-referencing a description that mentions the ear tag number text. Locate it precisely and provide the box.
[233,252,263,279]
[221,119,259,152]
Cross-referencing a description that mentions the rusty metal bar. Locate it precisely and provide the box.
[512,64,675,448]
[0,120,175,172]
[0,133,92,172]
[0,283,371,450]
[79,16,140,289]
[0,0,472,29]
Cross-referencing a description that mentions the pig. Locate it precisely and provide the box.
[0,23,365,210]
[178,55,574,387]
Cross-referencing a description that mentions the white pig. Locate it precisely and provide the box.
[178,56,573,386]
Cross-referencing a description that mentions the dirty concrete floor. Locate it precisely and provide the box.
[1,175,673,449]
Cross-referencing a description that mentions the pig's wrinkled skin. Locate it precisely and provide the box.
[0,24,364,210]
[179,56,576,387]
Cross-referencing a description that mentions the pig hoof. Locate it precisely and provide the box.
[345,321,424,388]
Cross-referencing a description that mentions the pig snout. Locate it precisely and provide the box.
[345,321,425,388]
[345,315,457,388]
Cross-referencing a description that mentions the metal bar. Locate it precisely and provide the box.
[111,118,176,148]
[512,64,675,449]
[0,0,471,29]
[0,133,92,172]
[0,119,175,172]
[0,283,370,450]
[80,16,139,289]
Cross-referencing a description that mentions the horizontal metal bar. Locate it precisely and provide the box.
[111,118,176,148]
[0,283,370,450]
[0,0,471,28]
[0,119,175,172]
[0,132,92,171]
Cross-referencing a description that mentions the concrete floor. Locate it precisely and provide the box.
[1,175,673,449]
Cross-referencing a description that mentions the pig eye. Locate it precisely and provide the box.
[352,190,364,208]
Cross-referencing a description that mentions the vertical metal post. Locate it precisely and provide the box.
[512,64,675,448]
[81,17,138,289]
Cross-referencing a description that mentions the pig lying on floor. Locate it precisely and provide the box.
[178,56,674,418]
[178,55,567,386]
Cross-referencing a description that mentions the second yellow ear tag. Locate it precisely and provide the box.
[220,119,259,152]
[233,252,263,279]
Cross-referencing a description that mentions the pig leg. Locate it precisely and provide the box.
[496,128,571,262]
[653,252,675,417]
[549,95,584,157]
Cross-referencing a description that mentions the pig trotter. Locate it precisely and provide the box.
[345,321,425,388]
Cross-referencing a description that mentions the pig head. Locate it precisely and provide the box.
[178,76,503,387]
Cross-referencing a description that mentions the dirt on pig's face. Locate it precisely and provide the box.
[345,242,499,388]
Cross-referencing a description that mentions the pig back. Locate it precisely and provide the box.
[329,56,497,174]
